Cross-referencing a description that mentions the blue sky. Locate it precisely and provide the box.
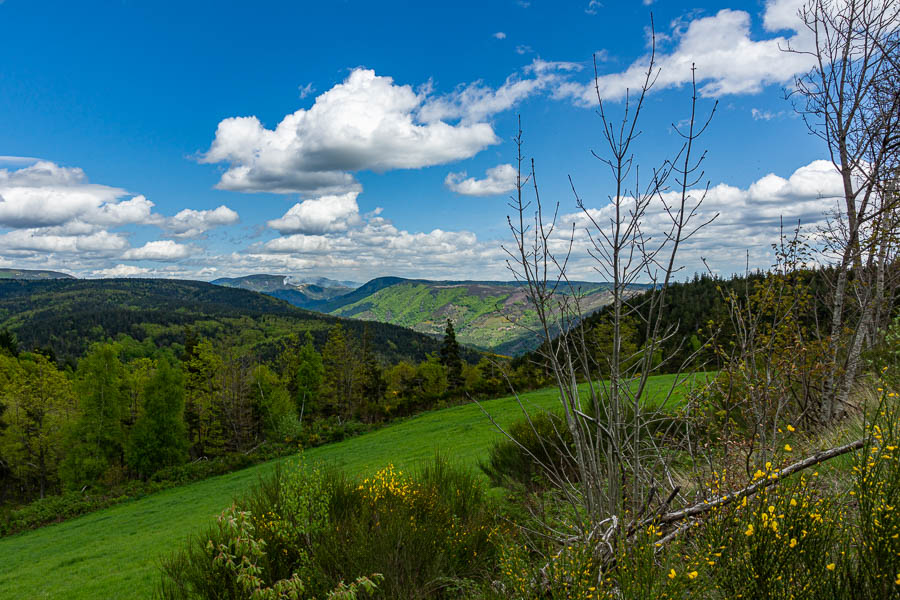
[0,0,842,282]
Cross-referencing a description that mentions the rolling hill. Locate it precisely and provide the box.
[212,275,635,356]
[0,278,479,365]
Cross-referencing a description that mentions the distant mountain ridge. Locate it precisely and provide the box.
[211,273,358,306]
[0,268,75,280]
[210,274,643,356]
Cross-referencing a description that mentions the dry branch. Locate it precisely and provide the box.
[651,437,865,527]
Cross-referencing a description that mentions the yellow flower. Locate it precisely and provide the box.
[790,498,797,507]
[668,569,676,579]
[789,538,798,548]
[687,571,699,580]
[784,444,792,452]
[787,424,796,432]
[826,563,836,571]
[745,524,755,536]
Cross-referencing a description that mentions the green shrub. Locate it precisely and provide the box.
[158,455,499,599]
[481,404,687,491]
[480,410,575,490]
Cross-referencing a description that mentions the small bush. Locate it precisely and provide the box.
[482,404,686,491]
[158,455,499,599]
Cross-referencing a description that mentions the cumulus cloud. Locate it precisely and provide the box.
[555,2,815,103]
[493,32,506,39]
[0,161,151,229]
[0,160,238,273]
[93,264,152,277]
[445,163,517,196]
[556,159,843,278]
[267,192,363,234]
[0,229,129,254]
[122,240,193,261]
[250,213,501,280]
[200,69,499,195]
[164,205,239,238]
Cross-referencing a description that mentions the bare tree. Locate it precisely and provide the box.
[786,0,900,421]
[495,22,718,564]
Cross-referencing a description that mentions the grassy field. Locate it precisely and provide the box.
[0,373,693,600]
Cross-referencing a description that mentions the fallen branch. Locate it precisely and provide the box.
[652,437,865,526]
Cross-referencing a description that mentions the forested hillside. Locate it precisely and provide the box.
[0,278,479,365]
[326,278,634,355]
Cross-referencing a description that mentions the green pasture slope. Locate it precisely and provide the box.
[0,374,694,599]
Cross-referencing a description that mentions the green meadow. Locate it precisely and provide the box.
[0,374,691,599]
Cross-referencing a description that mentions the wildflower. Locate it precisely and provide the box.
[787,424,796,432]
[668,569,676,579]
[790,499,797,507]
[790,538,797,548]
[826,563,836,571]
[745,524,755,536]
[688,571,699,580]
[784,444,792,452]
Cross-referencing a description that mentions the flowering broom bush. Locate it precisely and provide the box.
[157,455,498,599]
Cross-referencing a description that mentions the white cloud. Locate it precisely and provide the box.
[751,108,782,121]
[298,82,316,98]
[164,205,240,238]
[515,45,533,55]
[122,240,193,261]
[0,160,238,271]
[586,1,603,15]
[445,163,517,196]
[93,264,151,277]
[493,32,507,39]
[763,0,805,32]
[0,229,129,254]
[0,161,150,229]
[555,4,816,103]
[556,159,843,278]
[419,60,578,124]
[200,68,499,195]
[254,214,499,279]
[267,192,362,234]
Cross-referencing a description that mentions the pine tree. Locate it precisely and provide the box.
[0,329,19,357]
[439,319,464,392]
[125,359,188,479]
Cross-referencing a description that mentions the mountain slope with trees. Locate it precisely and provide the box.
[0,278,478,365]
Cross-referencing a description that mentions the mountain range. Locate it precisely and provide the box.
[211,274,634,355]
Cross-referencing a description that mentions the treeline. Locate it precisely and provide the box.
[0,320,539,510]
[515,270,836,376]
